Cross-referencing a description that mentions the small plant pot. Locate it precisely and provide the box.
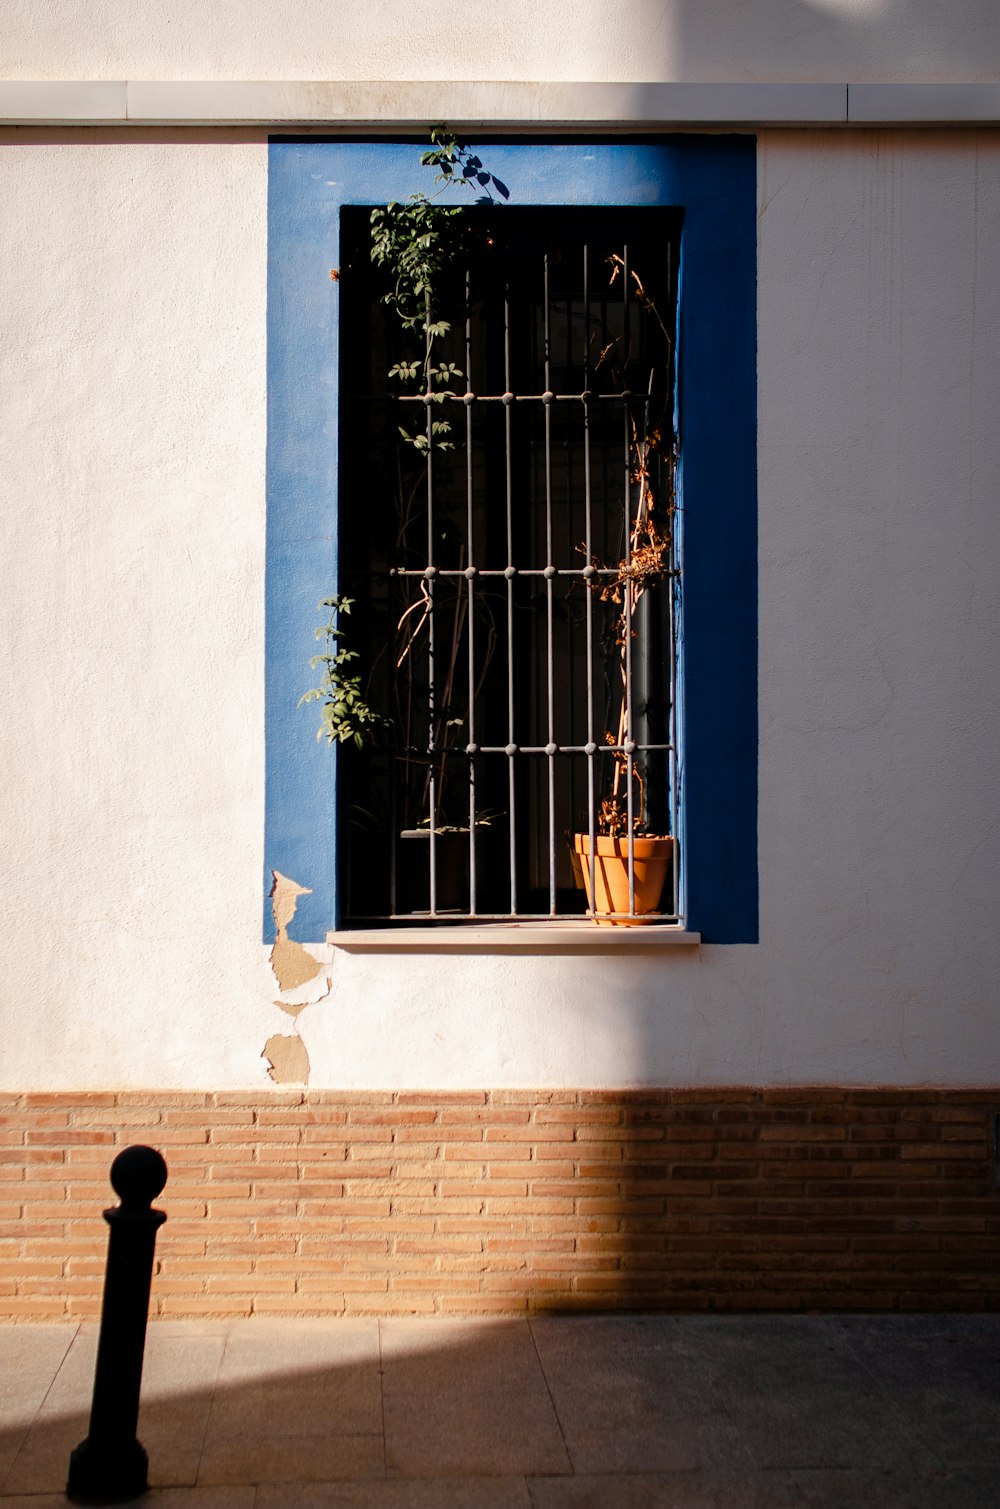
[396,830,470,914]
[572,833,674,925]
[395,827,503,916]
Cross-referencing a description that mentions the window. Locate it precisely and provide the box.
[339,206,682,923]
[266,139,758,944]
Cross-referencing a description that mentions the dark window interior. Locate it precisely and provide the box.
[337,205,682,923]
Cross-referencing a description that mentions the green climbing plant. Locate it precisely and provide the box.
[300,595,389,750]
[369,127,508,453]
[304,131,507,795]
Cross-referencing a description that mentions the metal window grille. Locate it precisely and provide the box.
[339,206,682,925]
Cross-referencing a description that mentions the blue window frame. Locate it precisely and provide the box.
[266,137,757,944]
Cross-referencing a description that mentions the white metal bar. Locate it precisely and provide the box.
[504,281,517,916]
[583,241,597,915]
[543,252,557,915]
[621,244,636,916]
[465,267,477,915]
[424,295,438,915]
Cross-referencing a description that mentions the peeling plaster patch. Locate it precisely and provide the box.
[262,1033,310,1084]
[264,871,336,1085]
[274,997,308,1018]
[271,932,325,990]
[271,869,311,932]
[269,869,323,990]
[276,968,335,1008]
[272,979,332,1016]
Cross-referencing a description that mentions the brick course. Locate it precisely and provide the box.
[0,1089,997,1318]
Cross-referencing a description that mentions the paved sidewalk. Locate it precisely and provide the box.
[0,1314,997,1507]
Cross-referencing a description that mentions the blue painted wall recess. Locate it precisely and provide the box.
[266,137,757,944]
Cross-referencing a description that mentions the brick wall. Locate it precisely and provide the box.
[1,1089,998,1319]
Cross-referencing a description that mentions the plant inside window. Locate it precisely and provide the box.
[570,260,677,921]
[315,133,681,924]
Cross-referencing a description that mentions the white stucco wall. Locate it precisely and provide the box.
[1,125,998,1089]
[0,131,273,1087]
[1,0,999,85]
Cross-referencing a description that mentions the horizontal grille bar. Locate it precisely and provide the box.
[364,912,682,923]
[396,390,673,404]
[388,566,679,579]
[398,744,674,755]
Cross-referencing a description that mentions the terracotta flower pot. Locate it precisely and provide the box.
[572,833,674,925]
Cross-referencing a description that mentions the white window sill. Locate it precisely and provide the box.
[328,923,700,954]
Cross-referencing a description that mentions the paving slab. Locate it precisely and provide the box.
[834,1314,1000,1468]
[209,1319,380,1434]
[525,1469,806,1508]
[0,1324,78,1405]
[790,1467,1000,1509]
[381,1320,571,1478]
[80,1318,235,1337]
[4,1324,225,1493]
[140,1333,229,1487]
[197,1430,385,1486]
[197,1318,383,1486]
[0,1491,255,1509]
[257,1478,533,1508]
[220,1317,380,1370]
[529,1317,754,1474]
[0,1324,77,1486]
[671,1313,944,1473]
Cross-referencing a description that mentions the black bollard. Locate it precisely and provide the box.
[66,1145,168,1504]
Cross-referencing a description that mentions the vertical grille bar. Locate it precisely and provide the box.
[424,295,438,914]
[622,245,636,915]
[465,268,477,914]
[582,241,597,910]
[669,233,680,920]
[543,252,556,915]
[670,493,680,920]
[563,279,575,831]
[504,279,517,916]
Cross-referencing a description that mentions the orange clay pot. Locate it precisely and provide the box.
[573,833,674,925]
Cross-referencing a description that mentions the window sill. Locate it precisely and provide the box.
[328,923,700,955]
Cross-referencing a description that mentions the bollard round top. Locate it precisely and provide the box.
[110,1145,168,1208]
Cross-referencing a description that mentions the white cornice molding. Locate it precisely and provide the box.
[0,79,998,128]
[847,81,1000,122]
[123,80,848,126]
[0,80,127,121]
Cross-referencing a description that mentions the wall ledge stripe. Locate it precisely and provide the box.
[2,79,1000,127]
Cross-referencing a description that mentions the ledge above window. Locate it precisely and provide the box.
[328,923,700,954]
[6,81,999,129]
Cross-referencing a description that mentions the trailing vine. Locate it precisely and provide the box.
[300,595,389,750]
[369,128,508,454]
[307,131,677,858]
[304,130,508,771]
[581,257,678,837]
